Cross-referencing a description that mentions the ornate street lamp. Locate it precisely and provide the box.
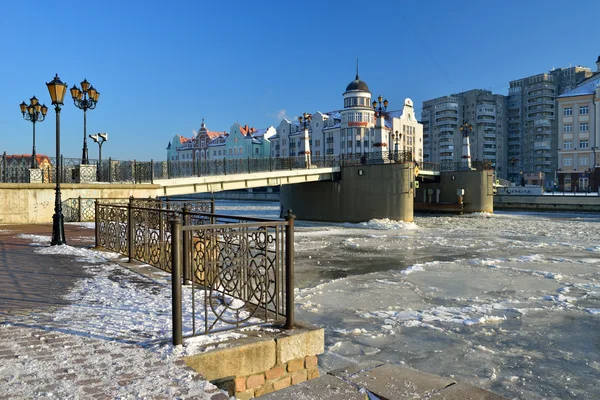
[392,130,402,161]
[20,97,48,168]
[70,79,100,165]
[298,113,312,167]
[372,95,388,117]
[89,133,108,180]
[46,74,68,246]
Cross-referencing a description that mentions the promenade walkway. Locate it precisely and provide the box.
[0,224,227,400]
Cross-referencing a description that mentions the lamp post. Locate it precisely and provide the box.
[89,133,108,180]
[20,97,48,168]
[459,121,473,169]
[46,74,68,246]
[70,79,100,165]
[392,130,402,161]
[372,95,388,117]
[298,113,311,167]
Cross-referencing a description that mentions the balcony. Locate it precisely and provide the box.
[533,142,551,150]
[436,116,459,123]
[483,140,496,146]
[435,102,459,111]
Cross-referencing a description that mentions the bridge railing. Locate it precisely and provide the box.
[95,199,294,342]
[2,151,489,184]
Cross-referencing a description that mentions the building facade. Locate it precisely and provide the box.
[557,58,600,191]
[507,66,593,187]
[270,74,424,162]
[421,90,507,177]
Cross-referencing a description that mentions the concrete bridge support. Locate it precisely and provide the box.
[416,170,494,214]
[281,163,415,223]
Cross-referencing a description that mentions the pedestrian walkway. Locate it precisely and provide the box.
[0,224,228,400]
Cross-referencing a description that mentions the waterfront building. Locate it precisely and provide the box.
[421,90,507,177]
[507,65,593,187]
[166,119,275,162]
[270,73,423,162]
[557,57,600,191]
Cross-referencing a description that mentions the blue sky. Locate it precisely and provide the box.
[1,0,598,162]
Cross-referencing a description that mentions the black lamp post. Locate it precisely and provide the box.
[70,79,100,165]
[372,95,388,117]
[20,97,48,168]
[89,133,107,180]
[392,130,402,160]
[47,74,68,246]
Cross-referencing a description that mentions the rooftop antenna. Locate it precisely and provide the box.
[356,59,359,79]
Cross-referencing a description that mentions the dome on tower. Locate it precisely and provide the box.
[345,74,370,92]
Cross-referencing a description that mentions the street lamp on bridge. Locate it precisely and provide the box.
[46,74,68,246]
[89,133,108,180]
[70,79,100,165]
[392,130,402,161]
[372,95,388,117]
[298,113,312,167]
[20,97,48,168]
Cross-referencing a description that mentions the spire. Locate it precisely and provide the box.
[356,59,359,80]
[201,117,205,128]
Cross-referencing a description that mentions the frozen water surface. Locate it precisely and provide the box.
[217,201,600,400]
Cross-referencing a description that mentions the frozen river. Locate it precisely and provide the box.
[218,201,600,400]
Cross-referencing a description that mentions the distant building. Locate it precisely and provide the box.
[166,119,275,162]
[557,57,600,191]
[270,73,423,162]
[507,65,593,187]
[421,89,507,177]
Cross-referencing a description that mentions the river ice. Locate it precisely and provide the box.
[219,201,600,400]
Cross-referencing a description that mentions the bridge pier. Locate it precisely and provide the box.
[281,163,415,223]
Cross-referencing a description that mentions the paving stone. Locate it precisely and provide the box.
[257,374,366,400]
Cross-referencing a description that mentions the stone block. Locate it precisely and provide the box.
[273,376,291,391]
[234,376,247,392]
[305,355,318,369]
[307,367,320,380]
[258,374,366,400]
[291,370,307,385]
[184,339,276,381]
[346,364,455,399]
[235,389,254,400]
[287,358,304,372]
[254,382,275,397]
[276,328,324,364]
[246,374,265,390]
[265,365,285,381]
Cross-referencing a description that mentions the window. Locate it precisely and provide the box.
[579,140,589,149]
[563,141,572,150]
[563,158,572,166]
[580,157,589,166]
[255,148,259,154]
[564,107,573,116]
[580,123,589,132]
[580,106,589,115]
[563,124,572,133]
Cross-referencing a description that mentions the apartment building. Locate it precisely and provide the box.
[421,90,507,177]
[557,57,600,191]
[507,66,593,187]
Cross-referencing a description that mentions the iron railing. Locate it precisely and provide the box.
[1,150,494,184]
[95,199,293,342]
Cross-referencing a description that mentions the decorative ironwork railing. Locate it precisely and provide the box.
[95,199,294,343]
[1,150,493,184]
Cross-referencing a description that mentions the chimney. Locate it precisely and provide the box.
[244,125,248,133]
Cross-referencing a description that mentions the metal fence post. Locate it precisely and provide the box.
[133,160,137,184]
[210,198,215,214]
[2,151,6,182]
[78,196,82,222]
[150,159,154,184]
[284,209,295,329]
[127,196,134,262]
[171,218,183,346]
[182,204,191,285]
[95,200,100,248]
[223,157,227,175]
[247,157,251,173]
[108,157,113,183]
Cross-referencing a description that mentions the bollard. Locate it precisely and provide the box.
[284,209,295,329]
[171,218,183,346]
